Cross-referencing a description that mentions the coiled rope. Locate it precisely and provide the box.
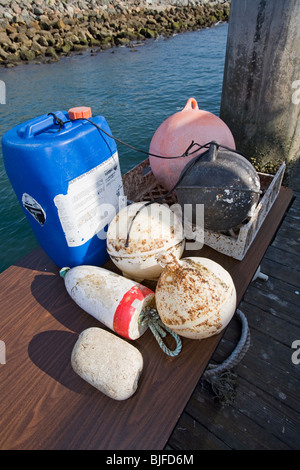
[202,309,251,404]
[139,306,182,357]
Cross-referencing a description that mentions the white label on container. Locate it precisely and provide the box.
[54,152,124,247]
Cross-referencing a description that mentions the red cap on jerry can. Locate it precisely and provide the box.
[68,106,92,120]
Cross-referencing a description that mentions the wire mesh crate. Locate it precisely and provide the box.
[122,159,286,260]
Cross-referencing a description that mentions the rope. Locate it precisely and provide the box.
[47,111,251,161]
[48,112,70,132]
[47,112,262,248]
[85,118,212,160]
[139,306,182,357]
[204,309,250,377]
[202,309,251,404]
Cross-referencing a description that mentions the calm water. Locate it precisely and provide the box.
[0,22,228,272]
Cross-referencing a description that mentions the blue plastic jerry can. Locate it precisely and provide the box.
[2,106,125,268]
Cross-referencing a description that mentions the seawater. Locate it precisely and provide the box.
[0,22,228,272]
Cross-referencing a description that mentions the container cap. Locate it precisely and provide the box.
[68,106,92,120]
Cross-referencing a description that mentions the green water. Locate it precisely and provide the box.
[0,23,228,272]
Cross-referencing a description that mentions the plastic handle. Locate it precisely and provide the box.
[207,142,219,161]
[182,97,199,111]
[20,111,67,139]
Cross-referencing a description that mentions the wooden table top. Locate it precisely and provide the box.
[0,185,294,450]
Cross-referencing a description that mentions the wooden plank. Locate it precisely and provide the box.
[0,186,294,450]
[243,282,300,327]
[227,344,300,414]
[232,378,300,449]
[260,258,300,288]
[168,411,230,450]
[264,244,300,270]
[212,303,300,403]
[270,222,300,256]
[177,331,300,449]
[249,275,300,309]
[175,382,292,450]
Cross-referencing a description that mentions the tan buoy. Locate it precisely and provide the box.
[106,202,185,282]
[155,254,237,339]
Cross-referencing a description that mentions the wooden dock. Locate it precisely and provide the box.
[167,165,300,450]
[0,159,296,451]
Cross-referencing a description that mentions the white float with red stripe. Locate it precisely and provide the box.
[60,265,155,340]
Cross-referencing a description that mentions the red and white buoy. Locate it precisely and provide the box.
[60,265,155,340]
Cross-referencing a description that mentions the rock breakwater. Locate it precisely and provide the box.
[0,0,230,67]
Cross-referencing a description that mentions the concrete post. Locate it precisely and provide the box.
[220,0,300,175]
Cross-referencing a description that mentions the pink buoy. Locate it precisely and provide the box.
[149,98,236,191]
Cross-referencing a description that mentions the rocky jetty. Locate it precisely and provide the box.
[0,0,230,67]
